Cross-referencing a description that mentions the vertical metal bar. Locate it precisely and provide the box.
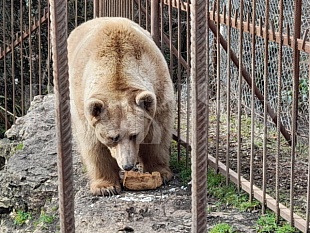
[307,54,310,233]
[151,0,160,46]
[262,0,270,214]
[290,0,302,226]
[131,0,134,20]
[191,0,208,232]
[160,0,164,51]
[94,0,99,18]
[28,0,33,102]
[146,0,149,31]
[49,0,75,232]
[237,0,244,192]
[99,0,102,17]
[168,0,173,77]
[177,0,181,162]
[75,0,78,27]
[11,0,15,120]
[138,0,141,25]
[276,0,284,223]
[215,0,220,172]
[3,0,8,130]
[47,5,51,93]
[20,0,24,115]
[38,0,42,95]
[84,0,87,21]
[250,0,256,203]
[226,0,232,185]
[185,0,190,167]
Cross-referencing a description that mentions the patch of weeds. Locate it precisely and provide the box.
[13,210,32,226]
[15,143,24,151]
[210,223,236,233]
[207,169,260,211]
[255,213,298,233]
[170,141,191,184]
[38,212,55,224]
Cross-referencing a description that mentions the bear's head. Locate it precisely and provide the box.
[85,90,157,171]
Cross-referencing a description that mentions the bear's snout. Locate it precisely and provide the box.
[122,164,135,171]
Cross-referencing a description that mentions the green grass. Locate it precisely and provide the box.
[15,143,24,151]
[207,169,260,211]
[13,210,32,226]
[255,213,298,233]
[37,212,55,225]
[210,223,236,233]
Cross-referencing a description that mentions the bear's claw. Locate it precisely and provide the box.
[90,179,121,196]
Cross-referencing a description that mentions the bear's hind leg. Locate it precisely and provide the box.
[81,144,121,196]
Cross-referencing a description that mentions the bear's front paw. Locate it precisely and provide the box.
[156,167,173,184]
[90,179,121,196]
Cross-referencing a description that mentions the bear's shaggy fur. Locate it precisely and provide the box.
[68,17,175,196]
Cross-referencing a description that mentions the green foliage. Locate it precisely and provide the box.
[15,143,24,151]
[13,210,32,226]
[210,223,236,233]
[255,213,297,233]
[207,169,260,211]
[170,141,191,184]
[38,213,55,224]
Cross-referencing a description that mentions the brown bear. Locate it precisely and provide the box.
[68,17,175,196]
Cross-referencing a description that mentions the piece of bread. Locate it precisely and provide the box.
[123,171,163,190]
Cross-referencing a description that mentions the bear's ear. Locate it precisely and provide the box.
[135,91,156,117]
[85,99,105,122]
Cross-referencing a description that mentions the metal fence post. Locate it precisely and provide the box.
[49,0,75,232]
[190,0,208,232]
[151,0,160,46]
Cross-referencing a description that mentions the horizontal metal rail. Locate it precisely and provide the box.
[0,8,49,60]
[210,11,310,53]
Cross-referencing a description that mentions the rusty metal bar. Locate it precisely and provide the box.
[225,0,232,185]
[20,0,24,115]
[249,0,256,204]
[38,1,42,95]
[185,0,190,167]
[49,0,75,232]
[151,0,160,46]
[290,0,302,226]
[262,0,270,214]
[84,0,87,21]
[191,0,208,232]
[11,0,16,121]
[177,0,182,162]
[307,52,310,232]
[168,0,173,77]
[276,0,284,223]
[138,0,141,25]
[208,19,292,146]
[94,0,99,18]
[47,4,51,94]
[146,0,149,31]
[237,0,244,193]
[160,0,164,52]
[2,0,8,130]
[28,0,33,102]
[215,0,220,171]
[209,11,310,53]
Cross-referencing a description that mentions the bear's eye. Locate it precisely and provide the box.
[109,135,120,143]
[129,134,138,141]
